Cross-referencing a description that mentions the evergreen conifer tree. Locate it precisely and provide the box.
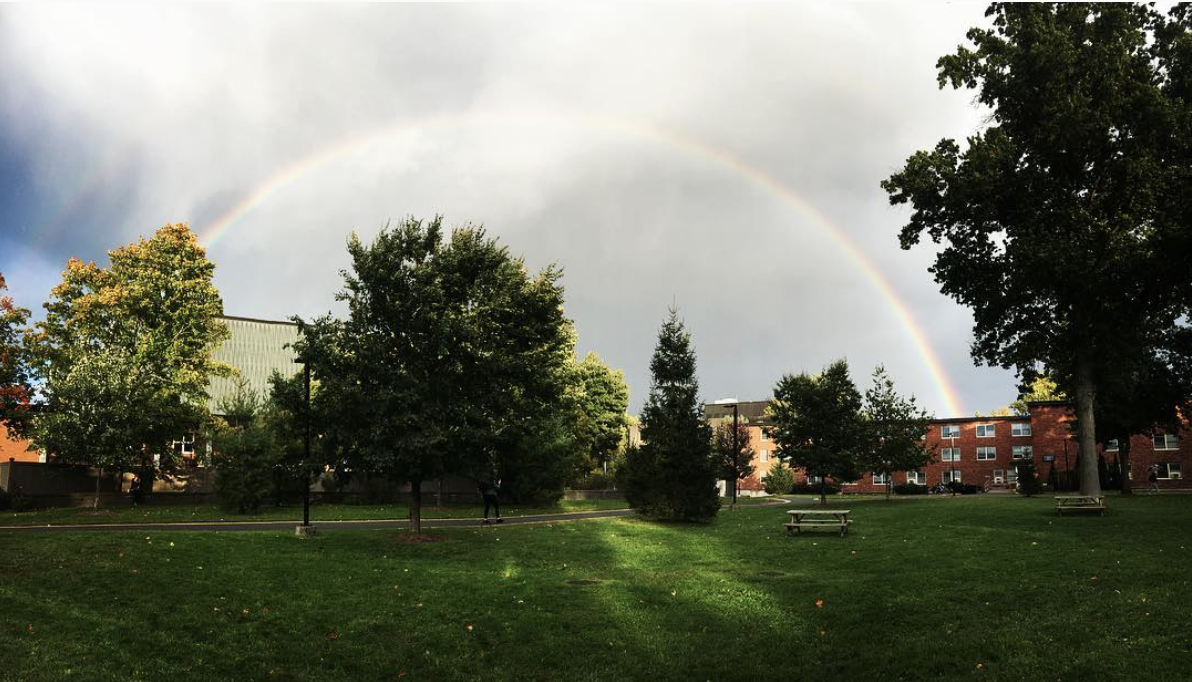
[622,308,719,520]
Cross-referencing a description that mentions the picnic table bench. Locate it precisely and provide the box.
[786,509,851,537]
[1054,496,1107,515]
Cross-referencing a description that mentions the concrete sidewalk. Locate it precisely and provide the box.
[0,507,639,533]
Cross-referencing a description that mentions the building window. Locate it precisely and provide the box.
[807,475,822,485]
[1011,422,1031,437]
[873,473,889,485]
[977,446,997,460]
[1007,468,1019,485]
[993,469,1005,484]
[1105,439,1119,452]
[941,447,960,462]
[760,450,769,463]
[976,423,996,438]
[1153,433,1180,451]
[906,471,925,485]
[1157,463,1182,480]
[941,425,960,439]
[1012,445,1033,460]
[172,432,196,459]
[942,470,962,484]
[759,428,770,442]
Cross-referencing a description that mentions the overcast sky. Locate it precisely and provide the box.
[0,3,1021,416]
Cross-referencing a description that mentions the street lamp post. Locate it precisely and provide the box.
[296,360,315,538]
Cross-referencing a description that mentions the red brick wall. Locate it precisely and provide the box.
[0,423,39,463]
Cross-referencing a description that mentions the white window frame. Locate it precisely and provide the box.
[1153,433,1179,451]
[759,428,770,442]
[1105,439,1119,452]
[940,425,960,439]
[807,475,823,485]
[760,450,769,463]
[942,470,962,484]
[941,447,960,462]
[993,469,1005,484]
[976,423,996,438]
[1011,445,1033,460]
[905,471,925,485]
[873,473,889,485]
[1158,463,1182,480]
[1011,422,1031,437]
[976,446,997,461]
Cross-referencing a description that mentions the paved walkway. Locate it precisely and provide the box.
[0,499,795,533]
[0,508,641,533]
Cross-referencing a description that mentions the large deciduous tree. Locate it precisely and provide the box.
[621,308,719,521]
[297,217,573,534]
[882,3,1192,496]
[29,225,229,495]
[574,351,631,475]
[860,366,934,500]
[770,359,864,506]
[0,271,32,441]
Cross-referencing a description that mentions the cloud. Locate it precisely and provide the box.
[0,3,1017,415]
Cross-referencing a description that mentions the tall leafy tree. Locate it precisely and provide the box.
[860,366,933,500]
[29,224,229,489]
[712,419,754,507]
[621,308,719,520]
[297,217,573,534]
[574,351,630,476]
[883,4,1192,496]
[0,271,32,441]
[770,359,864,505]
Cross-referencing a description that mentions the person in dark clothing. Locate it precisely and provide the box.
[479,478,503,523]
[129,475,143,505]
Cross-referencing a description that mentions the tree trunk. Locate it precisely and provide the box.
[93,466,103,510]
[409,478,422,535]
[1118,436,1133,496]
[1073,353,1102,497]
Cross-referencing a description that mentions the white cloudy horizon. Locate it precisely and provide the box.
[0,3,1023,417]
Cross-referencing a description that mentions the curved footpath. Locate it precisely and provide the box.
[0,499,794,533]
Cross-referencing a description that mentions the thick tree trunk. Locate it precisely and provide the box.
[1074,354,1102,497]
[409,478,422,535]
[1118,436,1133,496]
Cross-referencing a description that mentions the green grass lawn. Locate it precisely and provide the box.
[2,495,1189,681]
[0,498,628,526]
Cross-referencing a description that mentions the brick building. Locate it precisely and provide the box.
[705,400,1189,493]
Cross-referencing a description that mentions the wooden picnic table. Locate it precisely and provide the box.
[786,509,851,537]
[1054,495,1107,515]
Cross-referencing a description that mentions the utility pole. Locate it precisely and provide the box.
[296,360,315,538]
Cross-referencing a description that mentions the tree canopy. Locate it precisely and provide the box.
[860,366,934,499]
[29,224,228,473]
[882,3,1192,496]
[770,359,864,505]
[0,271,32,440]
[574,351,631,475]
[296,216,574,533]
[712,418,755,506]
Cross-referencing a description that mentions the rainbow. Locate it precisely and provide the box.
[198,109,964,416]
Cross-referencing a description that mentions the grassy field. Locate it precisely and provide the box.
[0,498,629,526]
[2,495,1189,681]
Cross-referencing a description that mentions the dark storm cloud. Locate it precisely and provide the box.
[0,3,1021,415]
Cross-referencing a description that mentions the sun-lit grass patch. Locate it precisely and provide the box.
[1,495,1189,680]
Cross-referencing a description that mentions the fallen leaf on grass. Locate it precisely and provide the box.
[329,631,339,641]
[815,599,824,609]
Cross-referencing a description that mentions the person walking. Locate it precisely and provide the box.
[1148,465,1160,494]
[479,478,503,523]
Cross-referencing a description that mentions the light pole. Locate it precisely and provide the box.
[296,360,315,538]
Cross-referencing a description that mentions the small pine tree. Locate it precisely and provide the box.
[761,460,796,495]
[622,308,719,521]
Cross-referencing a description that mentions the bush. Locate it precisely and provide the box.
[761,461,796,495]
[0,486,33,512]
[211,417,281,514]
[1017,462,1042,497]
[893,483,929,495]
